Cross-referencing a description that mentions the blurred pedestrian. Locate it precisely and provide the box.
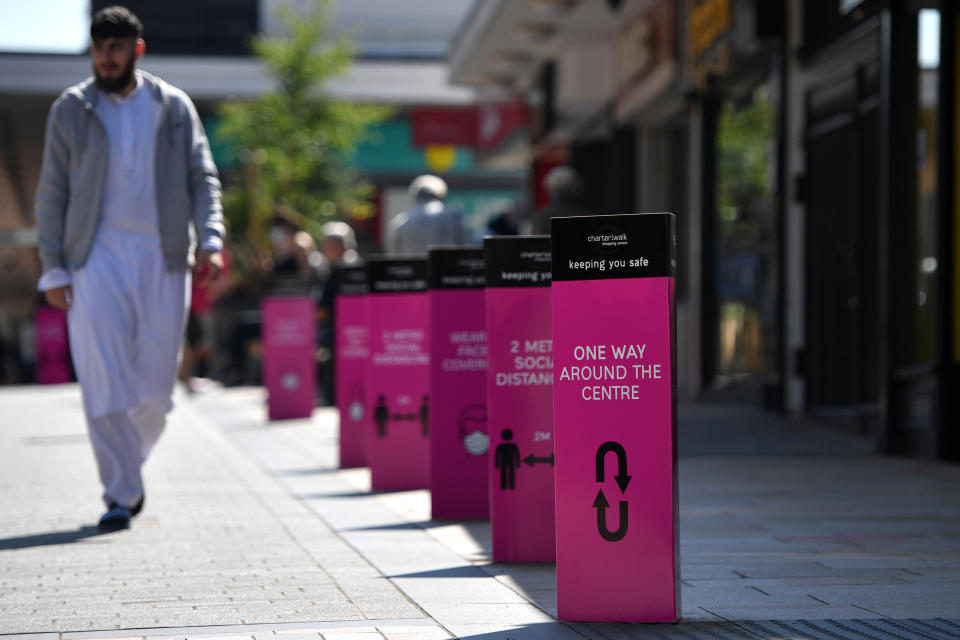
[484,198,525,236]
[527,165,586,234]
[316,221,361,404]
[267,209,314,285]
[34,6,225,530]
[387,175,466,254]
[179,246,232,394]
[320,220,361,268]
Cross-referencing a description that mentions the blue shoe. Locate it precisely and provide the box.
[108,494,144,518]
[98,505,131,531]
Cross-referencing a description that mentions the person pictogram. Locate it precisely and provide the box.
[419,394,429,437]
[375,394,389,438]
[495,429,521,490]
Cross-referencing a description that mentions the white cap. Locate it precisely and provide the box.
[409,174,448,201]
[544,165,581,195]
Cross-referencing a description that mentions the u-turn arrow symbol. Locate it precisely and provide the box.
[595,441,632,493]
[593,489,628,542]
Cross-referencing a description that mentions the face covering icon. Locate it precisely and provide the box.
[348,401,364,422]
[281,372,300,390]
[459,405,489,456]
[348,384,364,423]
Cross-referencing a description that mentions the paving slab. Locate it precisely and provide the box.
[0,386,428,637]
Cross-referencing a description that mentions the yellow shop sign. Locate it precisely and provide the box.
[690,0,731,59]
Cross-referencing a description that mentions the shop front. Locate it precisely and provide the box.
[690,0,786,406]
[794,0,958,459]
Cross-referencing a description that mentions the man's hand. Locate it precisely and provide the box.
[45,285,73,310]
[195,249,224,287]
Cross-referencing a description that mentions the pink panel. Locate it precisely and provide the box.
[429,285,489,520]
[367,257,430,491]
[35,306,71,384]
[335,286,370,468]
[484,236,555,562]
[551,213,678,622]
[263,296,316,421]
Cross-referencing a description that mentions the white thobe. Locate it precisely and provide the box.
[53,74,190,508]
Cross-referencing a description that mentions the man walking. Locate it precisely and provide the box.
[35,6,225,530]
[387,175,465,254]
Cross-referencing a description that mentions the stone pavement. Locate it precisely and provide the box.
[1,384,959,640]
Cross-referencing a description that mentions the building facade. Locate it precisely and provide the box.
[449,0,959,459]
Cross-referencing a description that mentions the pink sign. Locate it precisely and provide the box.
[263,296,316,421]
[552,213,679,622]
[428,247,488,520]
[484,236,555,562]
[367,258,430,491]
[335,267,370,468]
[35,306,71,384]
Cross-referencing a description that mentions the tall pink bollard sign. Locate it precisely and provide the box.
[367,257,430,491]
[428,247,489,520]
[335,266,370,468]
[551,213,679,622]
[36,306,71,384]
[263,296,316,421]
[484,236,556,562]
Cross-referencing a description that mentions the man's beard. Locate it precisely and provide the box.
[94,54,136,93]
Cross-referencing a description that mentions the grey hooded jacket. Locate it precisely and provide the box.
[35,71,225,274]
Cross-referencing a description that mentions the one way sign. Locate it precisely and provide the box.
[552,213,679,623]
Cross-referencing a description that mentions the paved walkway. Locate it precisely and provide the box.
[1,384,959,639]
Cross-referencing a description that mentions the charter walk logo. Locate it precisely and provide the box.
[587,233,629,248]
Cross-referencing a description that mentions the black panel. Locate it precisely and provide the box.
[427,247,485,290]
[483,236,551,288]
[551,213,675,282]
[366,257,427,294]
[336,266,368,296]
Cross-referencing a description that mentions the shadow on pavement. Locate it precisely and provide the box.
[0,525,111,550]
[450,621,700,639]
[452,618,960,639]
[344,520,451,532]
[271,467,344,476]
[297,489,413,499]
[388,566,490,579]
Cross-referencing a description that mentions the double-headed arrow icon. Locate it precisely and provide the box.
[594,441,631,542]
[523,453,555,467]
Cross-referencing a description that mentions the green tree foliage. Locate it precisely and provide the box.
[716,88,774,232]
[218,0,390,246]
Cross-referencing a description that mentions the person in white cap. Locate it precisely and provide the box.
[34,6,225,530]
[387,174,466,254]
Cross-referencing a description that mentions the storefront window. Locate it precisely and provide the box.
[714,86,778,381]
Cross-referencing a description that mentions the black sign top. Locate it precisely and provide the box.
[551,213,676,282]
[336,265,368,296]
[366,256,428,294]
[428,246,485,289]
[484,235,552,288]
